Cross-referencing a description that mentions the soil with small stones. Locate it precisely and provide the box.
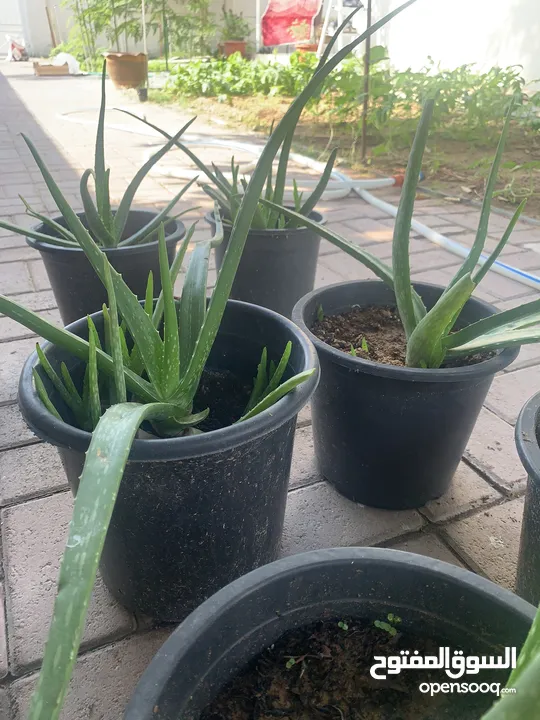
[200,618,498,720]
[312,306,490,368]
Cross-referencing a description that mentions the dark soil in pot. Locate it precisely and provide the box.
[202,617,497,720]
[26,211,185,325]
[515,390,540,606]
[125,548,535,720]
[292,281,519,510]
[206,210,324,318]
[18,300,318,621]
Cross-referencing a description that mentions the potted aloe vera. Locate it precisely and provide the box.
[120,103,334,318]
[126,547,539,720]
[279,97,540,510]
[0,64,189,324]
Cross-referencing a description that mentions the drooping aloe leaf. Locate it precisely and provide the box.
[264,341,292,397]
[80,170,116,247]
[271,127,294,226]
[446,97,516,293]
[443,297,540,349]
[473,199,527,285]
[94,61,110,226]
[392,98,435,339]
[0,218,77,248]
[406,273,476,368]
[26,400,179,720]
[87,323,101,428]
[19,197,78,245]
[113,119,196,241]
[0,294,156,403]
[446,327,540,357]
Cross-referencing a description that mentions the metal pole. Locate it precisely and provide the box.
[317,0,333,58]
[360,0,372,164]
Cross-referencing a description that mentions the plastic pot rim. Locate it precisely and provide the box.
[292,279,519,383]
[17,299,319,461]
[129,546,536,713]
[205,209,326,238]
[26,211,185,257]
[516,390,540,483]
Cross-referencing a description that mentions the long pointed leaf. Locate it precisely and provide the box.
[447,327,540,357]
[152,222,196,328]
[103,261,126,403]
[32,369,62,421]
[446,98,516,292]
[291,148,338,228]
[114,118,197,240]
[271,127,294,227]
[0,219,77,248]
[178,240,211,378]
[0,294,156,403]
[238,370,315,422]
[473,199,527,285]
[245,347,268,413]
[158,225,180,396]
[392,98,435,339]
[36,344,85,425]
[94,61,110,224]
[406,274,476,368]
[27,401,179,720]
[80,170,116,247]
[117,177,198,247]
[19,197,77,244]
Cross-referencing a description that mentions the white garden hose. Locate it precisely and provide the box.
[58,106,540,291]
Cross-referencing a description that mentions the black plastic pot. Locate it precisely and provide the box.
[27,211,185,325]
[206,210,324,318]
[515,391,540,605]
[292,280,519,510]
[125,547,536,719]
[18,300,318,621]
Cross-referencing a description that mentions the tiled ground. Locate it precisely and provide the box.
[1,62,540,717]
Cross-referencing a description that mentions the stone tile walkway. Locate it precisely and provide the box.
[1,62,540,718]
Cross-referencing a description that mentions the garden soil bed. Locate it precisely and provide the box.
[201,618,496,720]
[158,94,540,219]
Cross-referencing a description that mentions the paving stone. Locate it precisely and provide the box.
[0,443,68,505]
[314,260,349,289]
[0,261,33,295]
[316,252,375,282]
[0,582,7,679]
[444,498,524,590]
[10,628,173,720]
[281,481,424,556]
[465,408,527,494]
[27,260,51,291]
[0,234,29,249]
[342,218,396,244]
[411,268,500,303]
[0,245,39,262]
[289,425,320,490]
[409,248,460,272]
[0,308,62,341]
[389,533,465,567]
[0,404,36,450]
[484,365,540,426]
[296,402,311,427]
[2,491,135,673]
[0,289,56,317]
[419,462,501,523]
[0,337,39,404]
[500,250,540,271]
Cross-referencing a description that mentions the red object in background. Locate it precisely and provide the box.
[262,0,323,47]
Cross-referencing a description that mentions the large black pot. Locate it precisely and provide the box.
[18,300,318,621]
[292,280,519,510]
[206,210,324,318]
[27,211,185,325]
[125,547,536,719]
[515,390,540,605]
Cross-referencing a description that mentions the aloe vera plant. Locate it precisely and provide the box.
[118,109,339,231]
[0,62,195,248]
[0,4,420,718]
[266,97,540,369]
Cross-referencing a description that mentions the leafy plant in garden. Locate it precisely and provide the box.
[167,0,216,57]
[0,5,421,717]
[220,7,251,42]
[0,65,192,249]
[119,106,337,230]
[267,97,540,369]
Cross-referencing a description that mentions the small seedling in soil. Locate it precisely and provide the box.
[285,657,296,669]
[349,345,357,356]
[361,336,369,353]
[374,612,402,637]
[338,620,349,631]
[317,304,324,322]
